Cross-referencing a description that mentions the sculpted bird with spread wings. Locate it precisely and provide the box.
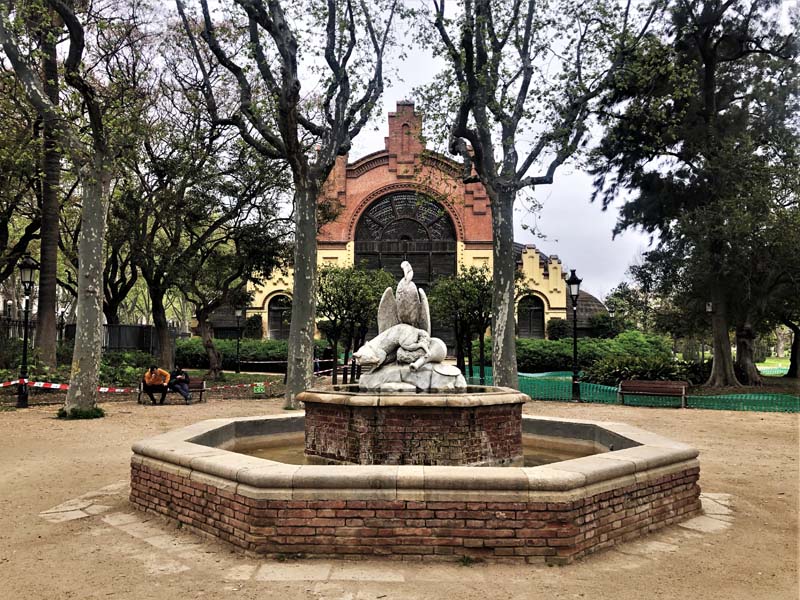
[377,261,431,334]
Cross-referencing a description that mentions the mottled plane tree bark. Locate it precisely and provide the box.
[418,0,657,389]
[0,0,146,411]
[176,0,398,408]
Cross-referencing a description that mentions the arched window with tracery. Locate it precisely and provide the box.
[354,191,457,288]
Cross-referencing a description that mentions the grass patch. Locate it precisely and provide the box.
[186,370,283,386]
[57,406,105,419]
[757,357,790,368]
[0,404,16,412]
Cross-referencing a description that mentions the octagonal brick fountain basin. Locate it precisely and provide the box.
[130,410,701,564]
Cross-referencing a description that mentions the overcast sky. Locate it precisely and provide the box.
[346,41,653,301]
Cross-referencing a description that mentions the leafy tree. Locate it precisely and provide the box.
[431,265,492,382]
[316,265,394,384]
[0,0,148,410]
[588,314,621,339]
[178,209,290,380]
[177,0,399,408]
[591,0,797,386]
[415,0,659,389]
[0,68,40,284]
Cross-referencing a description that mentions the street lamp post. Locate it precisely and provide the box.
[566,269,582,402]
[17,254,38,409]
[234,308,243,374]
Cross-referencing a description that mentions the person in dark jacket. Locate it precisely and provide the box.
[169,365,192,404]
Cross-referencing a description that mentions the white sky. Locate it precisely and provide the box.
[347,41,653,301]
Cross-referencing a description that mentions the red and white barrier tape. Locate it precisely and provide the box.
[1,379,280,393]
[0,379,135,393]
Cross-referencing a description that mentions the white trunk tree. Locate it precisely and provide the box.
[176,0,398,408]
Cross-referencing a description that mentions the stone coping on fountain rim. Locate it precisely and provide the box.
[296,385,529,407]
[130,413,699,504]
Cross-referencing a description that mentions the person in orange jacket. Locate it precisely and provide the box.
[143,365,170,405]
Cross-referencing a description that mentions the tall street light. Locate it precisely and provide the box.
[17,254,38,409]
[566,269,582,402]
[234,307,243,374]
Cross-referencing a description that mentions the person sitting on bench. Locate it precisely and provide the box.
[143,365,170,405]
[169,365,192,404]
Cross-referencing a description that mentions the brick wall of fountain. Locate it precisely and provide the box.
[130,458,700,564]
[303,402,523,466]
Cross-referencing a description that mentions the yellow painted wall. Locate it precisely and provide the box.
[251,243,566,339]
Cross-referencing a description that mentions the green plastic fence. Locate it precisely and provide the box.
[466,371,799,413]
[757,367,790,376]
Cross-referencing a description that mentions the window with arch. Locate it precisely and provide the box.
[267,295,291,341]
[354,191,456,287]
[518,295,545,339]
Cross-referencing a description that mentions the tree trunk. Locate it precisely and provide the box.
[34,27,61,368]
[479,333,486,385]
[149,288,173,370]
[65,159,109,411]
[103,301,121,326]
[454,321,463,373]
[706,292,740,387]
[490,192,518,389]
[330,338,339,384]
[784,320,799,379]
[467,335,474,379]
[198,318,222,380]
[734,322,761,386]
[284,184,318,408]
[774,327,785,358]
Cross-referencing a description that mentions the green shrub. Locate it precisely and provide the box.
[546,318,570,340]
[176,337,327,372]
[99,350,153,386]
[0,337,23,370]
[57,406,105,419]
[473,331,673,373]
[583,356,713,386]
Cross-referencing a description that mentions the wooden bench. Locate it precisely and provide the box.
[618,380,689,408]
[137,380,207,405]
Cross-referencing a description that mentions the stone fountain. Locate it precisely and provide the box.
[129,261,702,563]
[298,261,528,466]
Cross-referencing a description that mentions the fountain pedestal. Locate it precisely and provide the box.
[298,386,528,466]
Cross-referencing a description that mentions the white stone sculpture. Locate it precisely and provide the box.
[354,261,467,391]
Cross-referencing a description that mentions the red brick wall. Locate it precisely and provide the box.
[303,403,523,466]
[130,462,701,564]
[318,102,493,247]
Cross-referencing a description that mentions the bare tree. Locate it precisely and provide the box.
[176,0,398,407]
[418,0,658,388]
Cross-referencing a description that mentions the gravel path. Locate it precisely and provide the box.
[0,398,796,600]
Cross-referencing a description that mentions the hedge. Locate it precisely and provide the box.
[176,337,328,372]
[471,331,674,373]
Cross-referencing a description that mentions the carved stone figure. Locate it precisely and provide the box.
[354,262,466,391]
[377,261,431,334]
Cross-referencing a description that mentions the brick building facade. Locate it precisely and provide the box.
[252,102,568,340]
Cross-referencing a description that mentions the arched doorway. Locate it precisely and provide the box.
[267,295,291,340]
[518,295,545,339]
[354,191,457,287]
[354,192,457,346]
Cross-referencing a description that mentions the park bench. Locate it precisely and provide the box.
[618,380,689,408]
[137,379,207,405]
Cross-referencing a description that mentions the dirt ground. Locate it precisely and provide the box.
[0,397,797,600]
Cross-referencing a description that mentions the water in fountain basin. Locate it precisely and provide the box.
[237,433,598,467]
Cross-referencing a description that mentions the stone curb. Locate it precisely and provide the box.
[131,413,699,502]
